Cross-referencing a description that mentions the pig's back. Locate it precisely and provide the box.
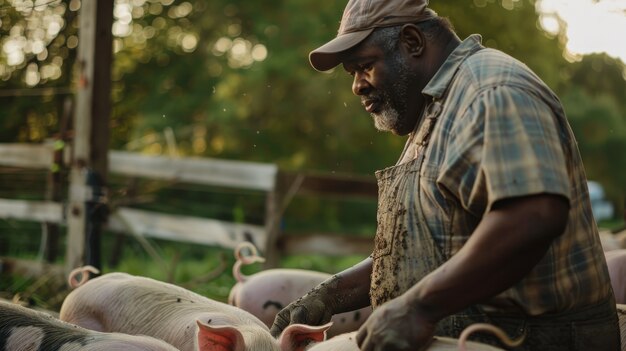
[0,300,178,351]
[61,272,269,351]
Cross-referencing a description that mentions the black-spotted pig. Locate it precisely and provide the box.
[0,300,180,351]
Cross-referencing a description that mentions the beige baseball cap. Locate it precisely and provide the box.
[309,0,436,71]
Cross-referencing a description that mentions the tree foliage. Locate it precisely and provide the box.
[0,0,624,215]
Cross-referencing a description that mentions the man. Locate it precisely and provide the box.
[270,0,620,350]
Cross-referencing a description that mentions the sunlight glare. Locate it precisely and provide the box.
[537,0,626,63]
[539,14,560,36]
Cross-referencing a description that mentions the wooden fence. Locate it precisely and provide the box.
[0,3,377,277]
[0,143,377,269]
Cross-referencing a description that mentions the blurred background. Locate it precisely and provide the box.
[0,0,624,311]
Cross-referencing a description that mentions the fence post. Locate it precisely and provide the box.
[42,97,72,263]
[65,1,113,274]
[263,171,288,268]
[263,171,306,268]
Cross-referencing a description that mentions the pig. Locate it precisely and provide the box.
[305,323,522,351]
[59,267,329,351]
[227,242,372,337]
[0,299,180,351]
[605,249,626,304]
[599,230,626,252]
[600,230,622,251]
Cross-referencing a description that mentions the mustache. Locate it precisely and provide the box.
[361,94,383,108]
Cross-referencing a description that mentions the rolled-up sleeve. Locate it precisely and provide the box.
[439,85,571,216]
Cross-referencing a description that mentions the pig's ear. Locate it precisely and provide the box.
[195,320,245,351]
[278,322,332,351]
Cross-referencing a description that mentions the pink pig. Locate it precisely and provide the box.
[0,300,180,351]
[228,242,372,337]
[305,323,522,351]
[60,266,329,351]
[604,249,626,304]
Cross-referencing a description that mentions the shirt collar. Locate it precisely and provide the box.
[422,34,484,99]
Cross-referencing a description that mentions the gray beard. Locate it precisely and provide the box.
[372,101,401,132]
[369,53,415,135]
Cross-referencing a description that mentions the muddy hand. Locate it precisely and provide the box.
[270,295,333,338]
[355,295,436,351]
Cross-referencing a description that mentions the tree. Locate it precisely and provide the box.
[1,0,624,216]
[563,87,626,215]
[0,0,78,142]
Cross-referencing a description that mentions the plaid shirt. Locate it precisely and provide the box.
[416,34,612,315]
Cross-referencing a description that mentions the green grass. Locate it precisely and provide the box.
[3,211,624,314]
[0,219,368,312]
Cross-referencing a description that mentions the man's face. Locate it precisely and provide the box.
[342,34,421,136]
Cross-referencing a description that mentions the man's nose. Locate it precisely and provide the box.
[352,72,370,96]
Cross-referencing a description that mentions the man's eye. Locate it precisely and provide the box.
[359,63,372,71]
[346,62,372,76]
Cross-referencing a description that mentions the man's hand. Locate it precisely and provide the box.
[271,258,373,338]
[270,292,334,338]
[355,295,437,351]
[355,194,569,350]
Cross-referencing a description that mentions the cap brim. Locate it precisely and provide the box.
[309,29,374,71]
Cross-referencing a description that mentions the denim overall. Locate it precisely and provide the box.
[369,100,620,350]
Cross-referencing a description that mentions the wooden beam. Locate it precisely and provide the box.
[0,199,265,250]
[0,199,62,223]
[0,143,53,169]
[107,207,266,251]
[109,151,278,191]
[0,145,278,192]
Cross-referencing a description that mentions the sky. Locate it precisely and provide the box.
[536,0,626,64]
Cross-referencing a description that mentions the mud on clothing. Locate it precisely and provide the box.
[369,34,619,350]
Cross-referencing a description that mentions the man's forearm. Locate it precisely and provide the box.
[405,194,569,322]
[321,257,373,314]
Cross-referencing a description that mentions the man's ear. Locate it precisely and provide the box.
[399,24,424,57]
